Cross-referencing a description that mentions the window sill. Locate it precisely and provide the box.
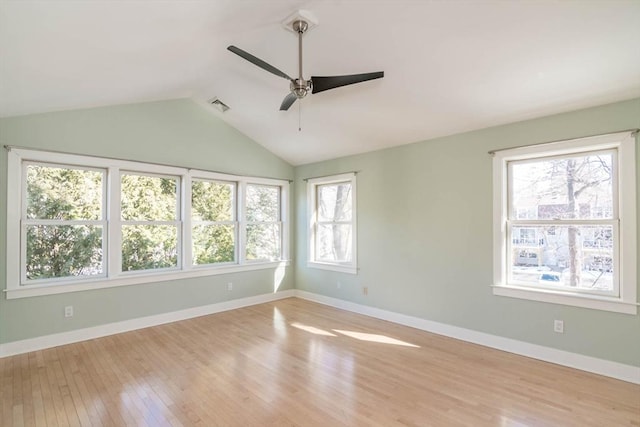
[5,261,290,299]
[307,261,358,275]
[492,284,638,315]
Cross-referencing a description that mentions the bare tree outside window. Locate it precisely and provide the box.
[316,182,353,262]
[509,151,614,292]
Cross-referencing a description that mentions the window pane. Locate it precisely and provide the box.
[192,180,234,221]
[27,165,103,220]
[510,153,613,220]
[122,225,178,271]
[121,174,178,221]
[192,225,235,264]
[246,185,279,222]
[246,223,281,261]
[26,225,103,280]
[510,225,614,292]
[316,224,352,263]
[317,182,352,222]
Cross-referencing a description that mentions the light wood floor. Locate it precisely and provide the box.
[1,298,638,427]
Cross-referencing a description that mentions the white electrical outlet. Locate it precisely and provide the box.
[64,306,74,318]
[362,286,368,296]
[337,281,341,289]
[227,282,233,291]
[554,320,564,333]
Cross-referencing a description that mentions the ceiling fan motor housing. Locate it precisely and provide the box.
[291,78,311,98]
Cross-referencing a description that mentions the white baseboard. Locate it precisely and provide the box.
[0,290,295,358]
[294,290,640,385]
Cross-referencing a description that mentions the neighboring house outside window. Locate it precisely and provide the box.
[307,173,357,274]
[492,131,637,314]
[6,148,290,299]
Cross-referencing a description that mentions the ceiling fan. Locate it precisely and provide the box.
[227,18,383,111]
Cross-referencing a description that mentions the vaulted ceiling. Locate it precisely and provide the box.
[1,1,639,165]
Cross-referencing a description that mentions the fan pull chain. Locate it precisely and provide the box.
[298,101,302,131]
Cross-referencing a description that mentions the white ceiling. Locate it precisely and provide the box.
[1,1,639,165]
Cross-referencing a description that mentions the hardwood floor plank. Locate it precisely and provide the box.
[1,298,638,426]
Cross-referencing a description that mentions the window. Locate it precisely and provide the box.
[6,148,289,299]
[23,162,106,283]
[307,173,357,273]
[191,179,236,265]
[121,172,180,272]
[245,184,282,262]
[492,132,637,314]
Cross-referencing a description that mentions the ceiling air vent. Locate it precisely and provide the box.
[208,97,230,112]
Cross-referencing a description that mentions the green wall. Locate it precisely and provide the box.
[294,98,640,366]
[1,96,638,368]
[0,99,295,344]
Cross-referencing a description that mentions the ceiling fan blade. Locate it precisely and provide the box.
[227,45,293,81]
[280,93,298,111]
[311,71,384,94]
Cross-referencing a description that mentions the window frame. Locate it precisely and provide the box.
[307,173,357,274]
[6,148,290,299]
[492,131,637,314]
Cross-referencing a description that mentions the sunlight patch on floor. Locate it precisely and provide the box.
[290,322,337,336]
[289,321,420,347]
[332,329,420,347]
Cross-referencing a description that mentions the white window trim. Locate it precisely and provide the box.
[492,131,637,314]
[6,148,290,299]
[307,173,357,274]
